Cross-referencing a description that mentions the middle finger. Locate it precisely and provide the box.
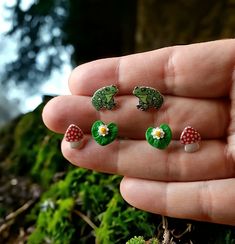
[44,95,229,139]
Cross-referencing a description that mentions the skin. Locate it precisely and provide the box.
[42,39,235,226]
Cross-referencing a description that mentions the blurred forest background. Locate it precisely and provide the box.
[1,0,235,243]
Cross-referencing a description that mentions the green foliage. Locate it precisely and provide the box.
[126,236,145,244]
[126,236,159,244]
[4,0,69,88]
[27,168,158,244]
[28,198,75,244]
[0,116,20,162]
[10,104,47,174]
[225,231,235,244]
[8,103,68,187]
[31,132,65,187]
[4,0,136,89]
[96,193,156,244]
[148,238,159,244]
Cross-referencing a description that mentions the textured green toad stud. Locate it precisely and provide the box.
[133,86,164,111]
[92,85,118,111]
[146,124,172,149]
[91,120,118,146]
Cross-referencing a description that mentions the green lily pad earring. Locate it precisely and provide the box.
[146,124,172,149]
[91,120,118,146]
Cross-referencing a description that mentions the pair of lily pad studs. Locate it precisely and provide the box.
[65,84,201,152]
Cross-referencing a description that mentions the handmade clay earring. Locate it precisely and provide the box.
[92,85,118,111]
[91,120,118,146]
[65,124,84,149]
[145,123,172,149]
[133,86,164,111]
[180,126,201,153]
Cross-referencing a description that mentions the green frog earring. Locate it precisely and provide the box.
[133,86,164,111]
[92,85,118,111]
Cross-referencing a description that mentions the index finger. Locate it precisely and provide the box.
[69,39,235,98]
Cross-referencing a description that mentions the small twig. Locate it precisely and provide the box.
[162,216,168,230]
[0,199,35,234]
[162,216,172,244]
[5,199,34,221]
[74,210,97,230]
[0,219,15,234]
[171,223,192,238]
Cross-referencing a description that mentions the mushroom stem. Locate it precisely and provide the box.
[70,141,83,149]
[184,142,199,153]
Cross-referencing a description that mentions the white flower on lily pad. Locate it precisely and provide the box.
[151,127,165,140]
[98,124,109,137]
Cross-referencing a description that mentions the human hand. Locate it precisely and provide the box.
[42,39,235,226]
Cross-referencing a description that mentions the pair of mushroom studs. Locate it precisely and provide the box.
[65,85,201,153]
[65,123,201,153]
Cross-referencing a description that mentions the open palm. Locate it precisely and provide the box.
[43,39,235,225]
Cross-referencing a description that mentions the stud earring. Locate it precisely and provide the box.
[145,123,172,149]
[133,86,164,111]
[92,85,118,111]
[91,120,118,146]
[65,124,85,149]
[180,126,201,153]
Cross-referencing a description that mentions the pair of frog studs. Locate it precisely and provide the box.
[65,85,201,153]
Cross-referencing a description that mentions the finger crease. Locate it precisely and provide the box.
[164,48,176,94]
[115,139,121,173]
[115,57,122,90]
[198,181,213,222]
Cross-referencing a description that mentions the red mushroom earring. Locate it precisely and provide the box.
[180,126,201,153]
[65,124,84,149]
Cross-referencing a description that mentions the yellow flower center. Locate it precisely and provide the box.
[151,127,165,140]
[98,125,109,136]
[154,130,162,138]
[100,127,107,134]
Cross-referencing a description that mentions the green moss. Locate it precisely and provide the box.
[95,193,156,244]
[5,103,69,187]
[126,236,145,244]
[28,198,75,244]
[31,133,65,187]
[225,231,235,244]
[9,104,48,175]
[0,116,20,162]
[28,168,158,243]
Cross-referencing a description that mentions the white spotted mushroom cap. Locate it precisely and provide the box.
[65,124,84,142]
[180,126,201,145]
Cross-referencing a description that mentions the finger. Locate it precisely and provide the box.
[42,95,229,139]
[120,177,235,225]
[61,139,234,182]
[69,39,235,97]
